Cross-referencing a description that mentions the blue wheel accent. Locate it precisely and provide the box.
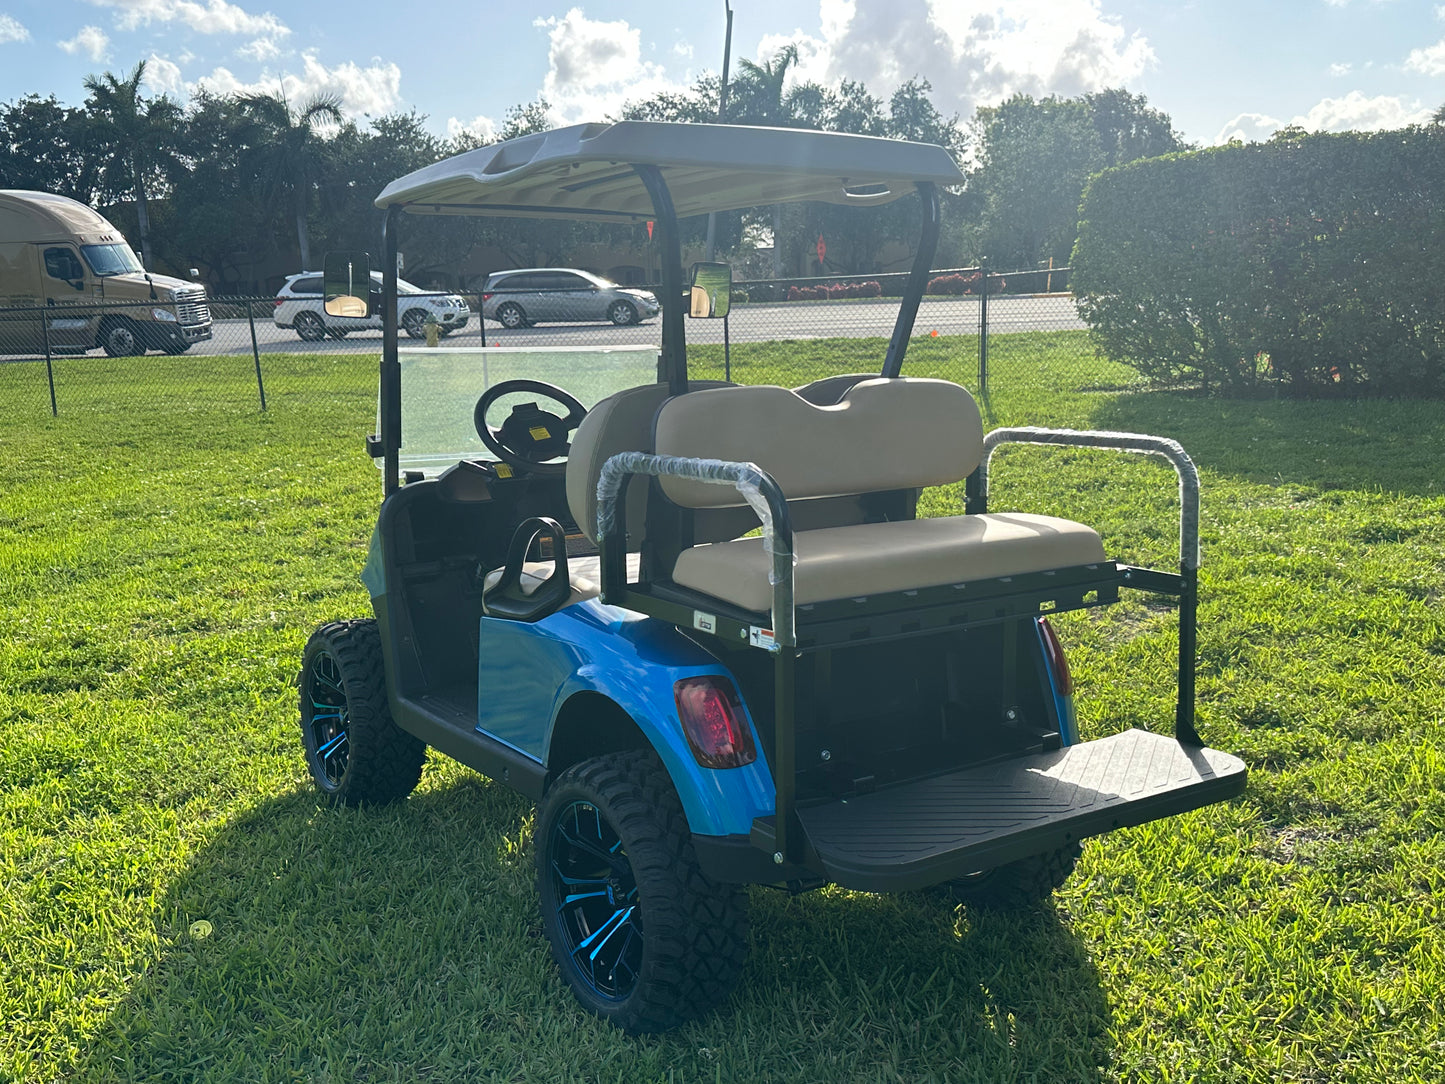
[306,650,350,788]
[546,799,643,1001]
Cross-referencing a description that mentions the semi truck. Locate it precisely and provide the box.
[0,189,212,356]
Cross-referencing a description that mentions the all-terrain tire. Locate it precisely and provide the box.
[933,843,1082,909]
[299,619,426,806]
[537,749,749,1033]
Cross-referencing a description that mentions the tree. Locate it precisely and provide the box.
[1083,88,1190,167]
[0,94,102,200]
[733,44,800,278]
[83,61,184,270]
[236,90,344,271]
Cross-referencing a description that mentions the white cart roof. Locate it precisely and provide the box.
[375,121,964,220]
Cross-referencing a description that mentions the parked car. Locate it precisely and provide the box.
[273,271,469,341]
[481,268,659,328]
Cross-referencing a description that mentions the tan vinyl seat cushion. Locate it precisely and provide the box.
[482,553,641,610]
[670,513,1106,613]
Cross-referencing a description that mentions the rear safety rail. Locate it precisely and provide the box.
[595,451,798,650]
[969,427,1203,745]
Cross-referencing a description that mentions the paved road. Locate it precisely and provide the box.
[1,295,1084,362]
[192,295,1085,356]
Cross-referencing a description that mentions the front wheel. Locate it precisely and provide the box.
[933,843,1082,909]
[537,750,748,1033]
[99,318,142,357]
[299,619,426,806]
[607,300,638,326]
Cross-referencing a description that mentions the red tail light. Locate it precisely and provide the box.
[1037,617,1074,696]
[482,292,494,301]
[674,676,756,769]
[273,299,283,308]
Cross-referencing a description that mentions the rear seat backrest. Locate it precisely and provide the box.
[652,378,983,509]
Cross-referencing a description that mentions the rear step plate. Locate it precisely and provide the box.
[763,729,1246,892]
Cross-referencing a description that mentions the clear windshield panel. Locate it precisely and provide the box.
[389,345,660,477]
[81,243,143,276]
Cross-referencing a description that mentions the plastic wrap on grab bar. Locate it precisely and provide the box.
[980,427,1201,571]
[595,451,797,649]
[597,452,789,557]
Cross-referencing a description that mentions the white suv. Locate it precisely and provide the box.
[273,272,470,341]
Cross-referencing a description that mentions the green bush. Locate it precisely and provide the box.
[1072,126,1445,395]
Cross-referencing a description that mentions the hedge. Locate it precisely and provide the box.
[1071,126,1445,395]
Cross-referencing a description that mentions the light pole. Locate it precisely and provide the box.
[703,2,734,262]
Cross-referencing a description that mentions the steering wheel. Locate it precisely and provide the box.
[473,379,588,478]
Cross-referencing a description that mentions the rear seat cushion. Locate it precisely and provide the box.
[670,513,1106,613]
[653,378,983,509]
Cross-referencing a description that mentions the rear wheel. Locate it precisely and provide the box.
[537,750,748,1033]
[496,302,527,329]
[933,844,1081,909]
[299,619,425,806]
[402,308,428,339]
[99,318,142,357]
[293,310,327,342]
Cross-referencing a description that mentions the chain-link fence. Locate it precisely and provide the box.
[0,267,1140,422]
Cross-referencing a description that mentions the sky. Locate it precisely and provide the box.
[0,1,1442,151]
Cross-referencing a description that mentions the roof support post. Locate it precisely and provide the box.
[633,164,688,394]
[882,182,941,379]
[381,204,402,495]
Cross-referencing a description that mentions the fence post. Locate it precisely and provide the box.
[246,299,267,411]
[40,305,58,417]
[978,259,989,399]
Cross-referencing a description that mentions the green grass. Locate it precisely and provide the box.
[2,335,1443,1082]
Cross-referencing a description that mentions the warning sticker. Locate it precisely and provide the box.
[748,626,776,650]
[494,463,513,479]
[693,611,717,634]
[529,425,551,441]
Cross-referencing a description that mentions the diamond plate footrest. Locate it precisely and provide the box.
[758,728,1247,892]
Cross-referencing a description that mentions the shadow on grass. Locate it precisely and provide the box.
[1090,389,1445,497]
[75,781,1109,1083]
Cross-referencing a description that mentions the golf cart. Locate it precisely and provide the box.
[299,121,1246,1034]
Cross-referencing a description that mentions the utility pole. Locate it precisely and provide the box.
[704,1,734,262]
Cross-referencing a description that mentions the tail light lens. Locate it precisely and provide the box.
[1037,617,1074,696]
[482,292,494,301]
[273,299,283,308]
[674,676,756,770]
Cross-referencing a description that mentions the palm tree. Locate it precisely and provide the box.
[83,60,183,271]
[734,44,800,278]
[237,90,344,271]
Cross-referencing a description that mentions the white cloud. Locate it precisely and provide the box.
[238,37,281,62]
[770,0,1154,118]
[193,53,402,117]
[446,114,497,142]
[1215,112,1284,144]
[1329,62,1352,76]
[0,14,29,44]
[144,54,184,94]
[1405,37,1445,76]
[532,8,683,122]
[1214,92,1432,143]
[59,25,111,62]
[1294,91,1433,131]
[84,0,289,41]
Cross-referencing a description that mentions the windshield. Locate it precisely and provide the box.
[81,243,143,277]
[368,274,434,296]
[389,345,659,478]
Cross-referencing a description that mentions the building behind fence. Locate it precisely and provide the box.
[0,266,1137,420]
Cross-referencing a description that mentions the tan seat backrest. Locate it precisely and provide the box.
[566,381,733,545]
[653,377,982,509]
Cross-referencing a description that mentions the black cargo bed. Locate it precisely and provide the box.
[752,728,1247,892]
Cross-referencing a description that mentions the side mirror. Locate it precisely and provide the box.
[687,262,732,319]
[324,251,374,318]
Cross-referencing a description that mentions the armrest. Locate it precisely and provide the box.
[595,452,796,650]
[977,427,1200,572]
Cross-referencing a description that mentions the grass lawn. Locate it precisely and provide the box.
[2,335,1442,1082]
